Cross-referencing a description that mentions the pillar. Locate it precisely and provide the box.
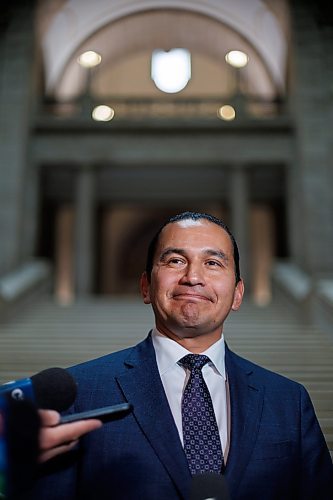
[75,165,96,295]
[0,1,38,275]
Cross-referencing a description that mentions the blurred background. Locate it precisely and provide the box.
[0,0,332,449]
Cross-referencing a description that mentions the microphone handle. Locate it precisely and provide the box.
[0,379,35,403]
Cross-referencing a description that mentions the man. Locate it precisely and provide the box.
[31,211,333,499]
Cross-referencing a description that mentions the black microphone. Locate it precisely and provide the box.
[190,473,230,500]
[0,368,77,499]
[0,367,77,411]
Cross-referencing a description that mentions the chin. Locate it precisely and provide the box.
[173,325,208,339]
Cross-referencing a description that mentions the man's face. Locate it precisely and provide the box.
[140,219,244,344]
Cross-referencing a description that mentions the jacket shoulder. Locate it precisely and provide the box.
[226,345,306,394]
[67,334,153,381]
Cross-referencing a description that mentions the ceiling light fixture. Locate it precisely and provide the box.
[217,105,236,121]
[92,105,114,122]
[225,50,249,69]
[151,48,191,93]
[77,51,102,68]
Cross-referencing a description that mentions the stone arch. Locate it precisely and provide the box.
[42,0,286,96]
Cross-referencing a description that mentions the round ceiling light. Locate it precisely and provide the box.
[225,50,249,68]
[77,51,102,68]
[217,105,236,121]
[92,105,114,122]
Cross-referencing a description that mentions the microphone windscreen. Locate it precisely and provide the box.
[190,473,230,500]
[31,368,77,411]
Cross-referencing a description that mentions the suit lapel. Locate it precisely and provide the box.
[114,336,264,498]
[115,334,191,499]
[224,346,264,497]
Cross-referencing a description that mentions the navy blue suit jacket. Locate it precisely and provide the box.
[31,334,333,499]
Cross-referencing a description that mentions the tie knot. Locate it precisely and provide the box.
[179,354,210,371]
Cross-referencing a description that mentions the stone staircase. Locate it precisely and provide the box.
[0,296,332,451]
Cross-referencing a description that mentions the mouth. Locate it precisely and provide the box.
[172,293,212,302]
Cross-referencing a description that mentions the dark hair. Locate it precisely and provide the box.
[145,211,241,284]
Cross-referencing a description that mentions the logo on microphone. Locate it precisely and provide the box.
[10,389,25,401]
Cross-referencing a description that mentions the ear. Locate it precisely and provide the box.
[232,279,244,311]
[140,272,151,304]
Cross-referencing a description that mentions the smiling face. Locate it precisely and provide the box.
[140,219,244,350]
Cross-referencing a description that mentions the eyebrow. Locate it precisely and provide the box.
[159,247,229,263]
[205,249,229,262]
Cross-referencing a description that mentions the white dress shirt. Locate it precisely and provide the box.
[152,329,229,458]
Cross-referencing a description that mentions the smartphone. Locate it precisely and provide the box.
[59,402,132,424]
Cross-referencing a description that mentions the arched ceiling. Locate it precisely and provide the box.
[37,0,289,100]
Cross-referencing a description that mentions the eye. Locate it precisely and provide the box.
[166,257,186,267]
[206,260,222,268]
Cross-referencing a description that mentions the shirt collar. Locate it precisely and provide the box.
[152,328,226,380]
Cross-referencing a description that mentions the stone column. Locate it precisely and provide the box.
[0,1,38,275]
[75,165,96,295]
[55,204,75,304]
[289,1,333,278]
[229,165,250,284]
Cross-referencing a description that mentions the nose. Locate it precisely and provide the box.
[179,262,205,286]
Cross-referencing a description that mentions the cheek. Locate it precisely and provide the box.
[153,270,178,291]
[214,280,236,301]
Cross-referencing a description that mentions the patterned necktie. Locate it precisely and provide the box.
[179,354,223,475]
